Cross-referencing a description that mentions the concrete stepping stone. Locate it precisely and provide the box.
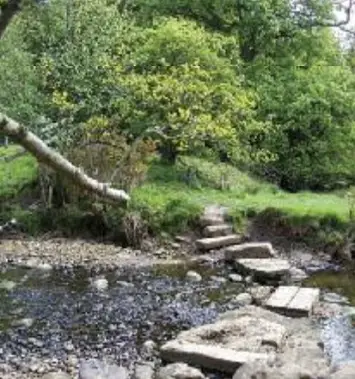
[235,258,291,282]
[225,242,276,261]
[160,341,270,374]
[265,286,320,317]
[203,224,233,237]
[196,235,242,251]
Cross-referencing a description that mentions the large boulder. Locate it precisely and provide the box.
[330,361,355,379]
[156,363,205,379]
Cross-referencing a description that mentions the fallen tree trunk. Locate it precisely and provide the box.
[0,113,130,202]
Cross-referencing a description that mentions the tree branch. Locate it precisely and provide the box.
[0,0,22,39]
[0,113,130,202]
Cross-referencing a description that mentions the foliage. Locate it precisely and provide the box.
[0,146,38,200]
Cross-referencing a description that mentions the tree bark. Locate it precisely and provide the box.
[0,113,130,202]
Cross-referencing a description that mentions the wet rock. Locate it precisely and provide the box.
[289,267,308,282]
[186,271,202,282]
[229,274,243,283]
[323,292,349,305]
[142,340,157,356]
[64,341,74,352]
[157,363,205,379]
[233,293,252,306]
[12,317,34,328]
[210,276,227,284]
[0,279,16,291]
[248,286,273,306]
[23,258,40,269]
[91,277,108,291]
[41,372,71,379]
[330,361,355,379]
[235,259,291,283]
[117,281,134,288]
[232,361,325,379]
[133,362,155,379]
[38,263,53,271]
[79,359,128,379]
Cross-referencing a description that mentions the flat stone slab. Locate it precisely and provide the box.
[266,286,320,317]
[203,224,233,237]
[196,235,242,251]
[225,242,276,261]
[235,258,291,282]
[160,341,270,373]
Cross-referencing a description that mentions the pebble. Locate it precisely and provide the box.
[12,318,34,328]
[186,271,202,282]
[233,292,253,306]
[229,274,243,282]
[91,277,109,291]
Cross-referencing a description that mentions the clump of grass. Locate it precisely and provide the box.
[0,145,38,199]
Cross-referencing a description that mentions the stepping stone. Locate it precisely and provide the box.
[235,258,291,283]
[265,286,320,317]
[160,341,270,374]
[203,224,233,237]
[225,242,276,261]
[196,235,242,251]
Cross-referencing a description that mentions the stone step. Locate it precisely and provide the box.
[225,242,276,261]
[265,286,320,317]
[196,235,242,251]
[160,340,270,374]
[235,258,291,283]
[203,224,233,237]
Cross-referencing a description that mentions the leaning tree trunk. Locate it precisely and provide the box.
[0,113,130,202]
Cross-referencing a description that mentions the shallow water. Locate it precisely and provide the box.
[0,261,241,370]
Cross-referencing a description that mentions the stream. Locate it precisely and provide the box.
[0,259,355,375]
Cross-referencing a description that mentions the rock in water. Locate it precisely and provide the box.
[79,359,128,379]
[0,280,16,291]
[41,373,71,379]
[186,271,202,282]
[233,361,326,379]
[233,293,253,306]
[133,362,155,379]
[91,277,109,291]
[157,363,205,379]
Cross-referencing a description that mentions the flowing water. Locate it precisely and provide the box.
[0,261,241,372]
[1,259,355,373]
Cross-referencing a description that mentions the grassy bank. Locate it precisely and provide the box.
[0,146,352,250]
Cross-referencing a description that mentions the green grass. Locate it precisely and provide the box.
[132,156,351,223]
[0,145,38,199]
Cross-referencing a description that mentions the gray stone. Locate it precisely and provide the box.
[233,292,253,306]
[23,258,40,269]
[232,361,324,379]
[133,362,155,379]
[229,274,243,282]
[330,361,355,379]
[0,280,17,291]
[91,277,108,291]
[12,317,34,328]
[323,292,350,305]
[203,224,233,237]
[266,286,320,317]
[225,243,276,261]
[142,340,157,355]
[157,363,205,379]
[235,258,291,282]
[41,372,71,379]
[196,235,242,251]
[79,359,128,379]
[38,263,53,271]
[160,341,270,374]
[117,281,134,288]
[210,276,227,284]
[289,267,308,282]
[248,286,273,305]
[186,271,202,282]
